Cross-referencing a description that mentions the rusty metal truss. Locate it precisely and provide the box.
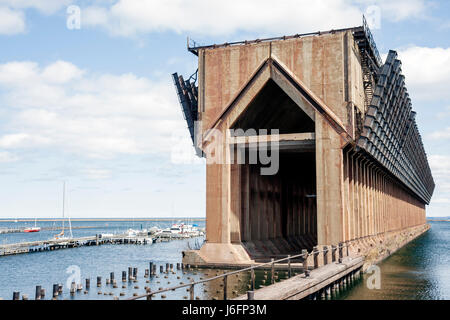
[357,50,435,204]
[172,72,202,157]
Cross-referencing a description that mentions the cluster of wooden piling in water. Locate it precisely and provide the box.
[6,242,363,301]
[8,261,186,300]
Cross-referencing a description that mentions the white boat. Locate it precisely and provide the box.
[52,181,73,242]
[126,229,139,237]
[100,233,114,238]
[169,225,182,234]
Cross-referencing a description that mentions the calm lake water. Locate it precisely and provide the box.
[339,220,450,300]
[0,220,448,300]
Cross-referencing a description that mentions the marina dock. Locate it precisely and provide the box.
[0,232,204,257]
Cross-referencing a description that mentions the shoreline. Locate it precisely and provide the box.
[0,218,206,222]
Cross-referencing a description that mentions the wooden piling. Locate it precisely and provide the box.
[326,286,331,299]
[313,247,319,269]
[35,285,41,300]
[128,267,133,280]
[40,288,45,299]
[70,282,76,294]
[52,284,58,298]
[288,255,292,277]
[302,249,309,276]
[122,271,126,282]
[13,292,20,300]
[250,267,255,290]
[190,282,195,300]
[271,258,275,284]
[86,278,90,289]
[146,287,152,300]
[323,246,329,265]
[223,275,228,300]
[97,276,102,287]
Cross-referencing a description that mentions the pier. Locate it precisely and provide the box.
[174,18,434,269]
[0,232,204,257]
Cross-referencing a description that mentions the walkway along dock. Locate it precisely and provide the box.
[128,241,363,301]
[0,233,204,257]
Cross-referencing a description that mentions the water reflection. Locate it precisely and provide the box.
[340,221,450,300]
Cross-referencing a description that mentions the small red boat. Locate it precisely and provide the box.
[24,218,41,233]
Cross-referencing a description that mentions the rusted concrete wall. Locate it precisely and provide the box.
[190,30,428,265]
[199,32,358,248]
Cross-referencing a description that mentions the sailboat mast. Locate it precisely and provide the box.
[62,181,65,233]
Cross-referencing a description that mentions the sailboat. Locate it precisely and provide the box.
[24,218,41,233]
[52,181,72,242]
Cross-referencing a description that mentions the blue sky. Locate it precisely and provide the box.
[0,0,449,218]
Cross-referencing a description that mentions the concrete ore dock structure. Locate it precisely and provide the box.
[173,19,435,272]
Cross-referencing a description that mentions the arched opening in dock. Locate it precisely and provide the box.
[230,79,317,261]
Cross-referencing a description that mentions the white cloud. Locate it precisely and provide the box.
[396,46,450,101]
[0,151,19,162]
[432,198,450,204]
[429,155,450,195]
[398,46,450,101]
[427,155,450,216]
[80,0,430,38]
[0,0,72,15]
[437,106,450,118]
[0,7,25,35]
[362,0,428,21]
[0,0,72,35]
[429,128,450,140]
[429,155,450,177]
[42,60,85,84]
[82,168,112,180]
[0,0,432,37]
[0,60,184,159]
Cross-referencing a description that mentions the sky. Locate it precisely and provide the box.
[0,0,449,218]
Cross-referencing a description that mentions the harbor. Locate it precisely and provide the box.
[2,221,448,300]
[0,0,447,308]
[0,220,205,257]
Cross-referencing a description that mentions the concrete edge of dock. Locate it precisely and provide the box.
[233,256,364,300]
